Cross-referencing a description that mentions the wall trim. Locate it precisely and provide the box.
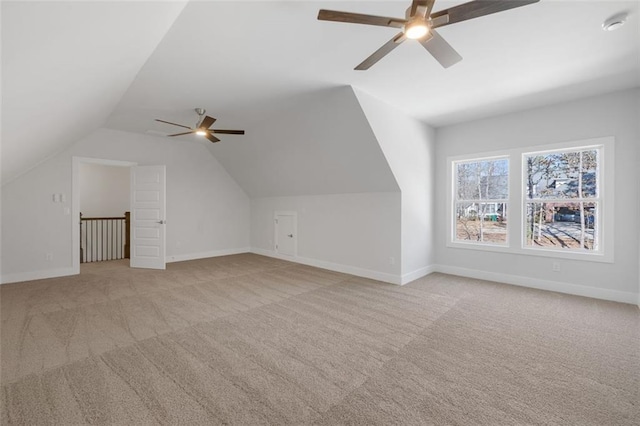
[1,267,76,285]
[401,265,437,285]
[167,247,250,263]
[3,253,635,306]
[433,264,638,305]
[251,247,402,284]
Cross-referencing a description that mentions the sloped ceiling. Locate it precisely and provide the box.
[204,86,399,197]
[3,0,639,189]
[1,1,187,184]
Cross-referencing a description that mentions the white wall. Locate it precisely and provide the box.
[354,89,437,282]
[435,89,640,304]
[79,163,130,217]
[251,192,401,282]
[637,91,640,308]
[1,128,250,283]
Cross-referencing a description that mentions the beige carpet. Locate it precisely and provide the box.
[1,254,638,425]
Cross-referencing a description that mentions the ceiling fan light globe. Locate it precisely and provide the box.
[195,130,207,136]
[404,21,429,39]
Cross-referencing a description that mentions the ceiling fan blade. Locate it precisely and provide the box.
[419,29,462,68]
[409,0,435,18]
[431,0,539,29]
[211,129,245,135]
[205,133,221,143]
[167,131,194,137]
[318,9,405,29]
[155,119,192,130]
[199,115,216,129]
[355,32,406,71]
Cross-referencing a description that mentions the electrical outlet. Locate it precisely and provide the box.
[552,262,561,272]
[45,253,53,261]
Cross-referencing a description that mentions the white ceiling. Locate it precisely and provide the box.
[3,0,639,185]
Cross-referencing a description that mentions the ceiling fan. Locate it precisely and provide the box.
[318,0,539,70]
[155,108,245,143]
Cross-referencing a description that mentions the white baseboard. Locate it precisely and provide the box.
[167,247,250,263]
[250,248,402,284]
[0,248,251,284]
[433,264,638,305]
[4,253,636,306]
[401,265,437,285]
[1,267,77,285]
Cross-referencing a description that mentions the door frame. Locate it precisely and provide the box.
[71,157,137,274]
[274,210,297,257]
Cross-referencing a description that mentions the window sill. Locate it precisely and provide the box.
[446,241,613,263]
[447,241,512,255]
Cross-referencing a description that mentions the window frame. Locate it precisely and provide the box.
[446,136,614,263]
[452,155,510,248]
[521,145,602,255]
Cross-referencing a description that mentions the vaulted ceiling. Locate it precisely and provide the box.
[3,1,639,185]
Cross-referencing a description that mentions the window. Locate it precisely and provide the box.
[453,157,509,245]
[448,137,612,261]
[523,146,600,252]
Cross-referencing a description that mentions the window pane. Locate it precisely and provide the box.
[525,202,597,250]
[525,149,598,199]
[455,202,507,244]
[456,159,508,200]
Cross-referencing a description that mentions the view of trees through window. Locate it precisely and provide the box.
[524,148,599,251]
[454,158,509,244]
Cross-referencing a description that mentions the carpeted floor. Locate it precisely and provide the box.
[1,254,638,425]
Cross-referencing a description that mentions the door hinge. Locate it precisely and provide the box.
[275,219,278,224]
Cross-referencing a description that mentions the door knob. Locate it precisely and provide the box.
[157,220,166,224]
[288,234,293,238]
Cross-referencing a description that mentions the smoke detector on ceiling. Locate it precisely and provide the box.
[602,13,627,31]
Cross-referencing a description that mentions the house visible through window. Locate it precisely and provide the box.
[523,146,600,252]
[449,138,611,261]
[454,157,509,245]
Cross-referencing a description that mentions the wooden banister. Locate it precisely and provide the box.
[79,211,131,263]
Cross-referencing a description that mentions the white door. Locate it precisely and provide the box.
[130,165,166,269]
[275,212,297,256]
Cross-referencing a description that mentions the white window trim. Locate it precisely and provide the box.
[446,136,614,263]
[451,154,510,248]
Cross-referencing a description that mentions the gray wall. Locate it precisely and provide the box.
[435,89,640,303]
[355,89,437,280]
[2,128,250,282]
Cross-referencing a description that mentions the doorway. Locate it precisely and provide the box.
[275,211,297,257]
[72,157,136,274]
[72,158,168,273]
[78,162,130,264]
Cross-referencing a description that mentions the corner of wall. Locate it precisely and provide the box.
[250,247,403,285]
[352,88,437,276]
